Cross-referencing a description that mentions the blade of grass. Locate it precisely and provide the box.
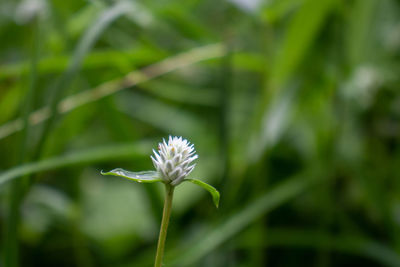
[270,0,335,89]
[0,141,154,186]
[169,167,400,267]
[3,19,40,267]
[117,92,207,137]
[0,43,225,140]
[33,1,133,160]
[261,228,400,267]
[0,140,156,186]
[167,167,324,266]
[346,0,377,66]
[249,0,336,167]
[126,204,400,267]
[3,4,134,264]
[0,48,164,80]
[1,141,155,267]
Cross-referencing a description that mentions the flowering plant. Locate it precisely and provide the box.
[101,136,219,267]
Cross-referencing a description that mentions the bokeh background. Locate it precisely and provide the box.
[1,0,400,266]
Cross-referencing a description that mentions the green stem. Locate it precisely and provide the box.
[4,19,39,267]
[154,184,174,267]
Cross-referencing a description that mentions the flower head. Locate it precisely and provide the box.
[102,135,218,207]
[151,136,197,186]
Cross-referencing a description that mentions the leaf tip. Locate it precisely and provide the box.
[184,178,220,209]
[214,191,220,208]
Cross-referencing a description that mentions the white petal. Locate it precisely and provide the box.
[163,139,168,150]
[165,160,173,172]
[185,164,196,176]
[171,173,186,186]
[180,158,191,169]
[159,167,168,181]
[150,136,198,184]
[151,156,159,169]
[172,153,182,165]
[153,150,163,164]
[169,167,182,180]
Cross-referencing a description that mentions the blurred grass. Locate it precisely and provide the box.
[1,0,400,266]
[0,141,154,186]
[168,167,324,266]
[4,17,40,267]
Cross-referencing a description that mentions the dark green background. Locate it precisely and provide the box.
[1,0,400,266]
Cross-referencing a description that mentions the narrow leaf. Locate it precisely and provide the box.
[0,141,153,186]
[101,168,162,183]
[270,0,335,89]
[184,178,220,208]
[168,168,322,266]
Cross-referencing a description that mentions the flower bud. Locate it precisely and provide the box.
[151,136,197,186]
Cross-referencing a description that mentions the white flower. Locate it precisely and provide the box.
[151,136,197,186]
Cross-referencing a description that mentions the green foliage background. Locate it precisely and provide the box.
[1,0,400,266]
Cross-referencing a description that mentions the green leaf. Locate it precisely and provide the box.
[101,168,162,184]
[270,0,335,89]
[184,178,220,208]
[0,141,154,186]
[168,168,322,266]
